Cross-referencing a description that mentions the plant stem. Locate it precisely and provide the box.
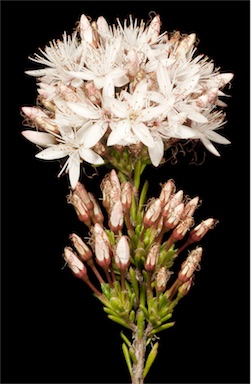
[131,331,147,384]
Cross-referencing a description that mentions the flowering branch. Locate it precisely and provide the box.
[20,12,233,383]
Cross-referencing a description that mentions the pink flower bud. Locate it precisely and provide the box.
[176,33,196,56]
[148,15,161,43]
[172,217,194,241]
[145,243,160,272]
[88,193,104,224]
[182,196,200,219]
[110,169,121,198]
[109,200,124,232]
[63,246,87,279]
[22,106,48,120]
[114,236,130,270]
[74,182,94,211]
[93,223,111,268]
[68,193,91,226]
[164,202,184,229]
[159,179,176,207]
[79,14,99,47]
[156,266,171,292]
[162,190,183,218]
[96,16,109,34]
[143,199,162,227]
[178,247,203,282]
[189,218,217,242]
[178,277,193,297]
[69,233,92,261]
[121,182,132,210]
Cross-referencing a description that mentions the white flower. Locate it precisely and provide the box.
[67,37,128,96]
[106,79,167,150]
[35,124,104,188]
[190,108,231,156]
[25,32,84,88]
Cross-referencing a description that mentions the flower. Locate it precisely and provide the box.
[35,124,104,188]
[22,13,233,185]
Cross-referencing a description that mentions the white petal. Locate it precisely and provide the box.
[22,130,56,147]
[79,147,104,164]
[68,152,80,189]
[35,146,69,160]
[105,98,127,118]
[132,122,155,148]
[81,121,108,148]
[200,136,221,156]
[187,110,208,123]
[103,76,115,97]
[205,130,231,145]
[25,69,48,77]
[67,69,94,81]
[107,120,130,146]
[157,63,172,95]
[67,102,99,119]
[148,137,164,166]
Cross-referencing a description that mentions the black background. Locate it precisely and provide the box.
[1,1,250,383]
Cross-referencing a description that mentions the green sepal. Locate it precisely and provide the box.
[108,315,132,330]
[129,267,139,299]
[103,306,119,317]
[101,283,112,300]
[149,321,175,335]
[160,313,172,324]
[138,180,149,214]
[139,304,149,320]
[143,342,159,379]
[120,331,131,348]
[110,297,126,312]
[129,310,135,323]
[137,310,145,339]
[139,282,146,307]
[122,343,132,376]
[129,347,138,364]
[129,292,136,311]
[106,229,115,246]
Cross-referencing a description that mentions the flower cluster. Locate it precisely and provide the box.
[21,13,233,188]
[63,169,217,349]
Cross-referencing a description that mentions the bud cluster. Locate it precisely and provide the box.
[63,169,217,339]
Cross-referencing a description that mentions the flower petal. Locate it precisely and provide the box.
[81,121,108,148]
[79,147,104,164]
[68,152,80,189]
[22,130,56,147]
[35,146,69,160]
[132,122,155,148]
[200,136,221,157]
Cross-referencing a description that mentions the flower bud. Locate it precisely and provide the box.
[68,193,91,226]
[145,243,160,272]
[164,202,184,229]
[155,267,171,293]
[93,223,111,268]
[143,199,162,227]
[189,218,217,242]
[74,182,94,211]
[178,247,203,282]
[109,200,124,231]
[63,246,87,279]
[88,192,104,224]
[69,233,92,261]
[79,14,99,47]
[178,277,193,297]
[171,217,194,241]
[22,106,58,133]
[121,181,132,210]
[162,190,183,218]
[148,14,161,43]
[114,236,130,270]
[176,33,196,56]
[159,179,175,207]
[182,196,200,219]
